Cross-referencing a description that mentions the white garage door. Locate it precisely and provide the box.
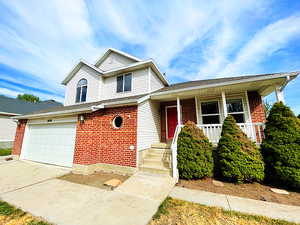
[21,122,76,167]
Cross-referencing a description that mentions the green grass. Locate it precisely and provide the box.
[149,198,299,225]
[0,148,12,156]
[0,200,51,225]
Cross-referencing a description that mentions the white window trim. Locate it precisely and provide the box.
[226,97,247,123]
[199,99,221,124]
[116,73,133,93]
[76,79,87,103]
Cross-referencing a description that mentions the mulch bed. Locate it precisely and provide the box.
[58,171,129,190]
[177,178,300,207]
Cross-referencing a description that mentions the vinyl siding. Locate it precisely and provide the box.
[137,100,161,151]
[64,65,102,106]
[101,68,149,100]
[98,52,136,71]
[150,69,165,91]
[0,115,17,141]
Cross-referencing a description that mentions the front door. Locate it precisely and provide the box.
[166,107,178,139]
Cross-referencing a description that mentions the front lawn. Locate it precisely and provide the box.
[149,197,298,225]
[0,148,12,156]
[0,200,51,225]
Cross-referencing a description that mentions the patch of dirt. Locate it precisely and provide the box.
[177,178,300,207]
[58,171,129,190]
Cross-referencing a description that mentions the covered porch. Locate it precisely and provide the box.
[151,73,294,145]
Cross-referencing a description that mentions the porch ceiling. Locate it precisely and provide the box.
[151,75,295,101]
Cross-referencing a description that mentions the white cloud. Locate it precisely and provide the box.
[219,14,300,76]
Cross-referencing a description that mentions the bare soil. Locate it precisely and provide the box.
[58,171,129,190]
[177,178,300,207]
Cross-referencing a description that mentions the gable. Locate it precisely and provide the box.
[97,51,138,71]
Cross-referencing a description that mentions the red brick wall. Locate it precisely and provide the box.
[12,120,27,155]
[160,98,197,142]
[248,91,266,123]
[73,106,137,167]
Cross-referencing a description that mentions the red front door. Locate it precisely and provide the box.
[166,107,178,139]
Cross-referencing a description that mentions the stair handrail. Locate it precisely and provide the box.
[171,124,183,180]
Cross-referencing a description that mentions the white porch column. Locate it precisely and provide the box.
[221,91,228,118]
[195,96,199,124]
[177,97,182,125]
[275,86,285,103]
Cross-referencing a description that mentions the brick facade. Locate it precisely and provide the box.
[247,91,266,123]
[160,98,197,142]
[73,105,137,167]
[12,119,27,156]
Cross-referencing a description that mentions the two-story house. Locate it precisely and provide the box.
[12,48,299,178]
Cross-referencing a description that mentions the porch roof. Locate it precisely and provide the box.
[151,72,299,100]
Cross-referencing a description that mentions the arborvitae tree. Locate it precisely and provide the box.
[261,102,300,188]
[215,115,265,183]
[177,121,213,179]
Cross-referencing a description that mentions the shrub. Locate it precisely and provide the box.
[261,102,300,188]
[215,115,265,183]
[177,121,214,179]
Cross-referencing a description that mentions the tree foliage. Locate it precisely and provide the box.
[215,115,265,183]
[261,102,300,188]
[17,94,40,103]
[177,121,214,179]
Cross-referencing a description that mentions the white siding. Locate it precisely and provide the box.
[137,100,161,151]
[64,65,102,106]
[101,68,149,100]
[0,115,16,141]
[150,69,165,91]
[98,52,136,71]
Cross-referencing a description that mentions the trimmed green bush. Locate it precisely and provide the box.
[261,102,300,188]
[177,121,214,179]
[215,115,265,183]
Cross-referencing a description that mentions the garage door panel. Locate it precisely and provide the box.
[22,123,76,167]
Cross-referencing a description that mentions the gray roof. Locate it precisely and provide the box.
[153,72,299,94]
[15,94,147,118]
[0,96,62,115]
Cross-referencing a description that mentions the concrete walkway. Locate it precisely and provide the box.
[170,187,300,223]
[0,163,175,225]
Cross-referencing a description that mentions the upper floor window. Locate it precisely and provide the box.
[76,79,87,103]
[227,99,245,123]
[117,73,132,93]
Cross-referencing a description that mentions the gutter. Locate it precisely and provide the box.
[151,72,299,97]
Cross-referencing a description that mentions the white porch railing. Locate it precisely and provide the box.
[170,122,265,179]
[198,122,265,145]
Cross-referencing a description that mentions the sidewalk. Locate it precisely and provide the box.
[170,186,300,223]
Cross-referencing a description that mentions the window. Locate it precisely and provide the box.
[227,99,245,123]
[76,79,87,103]
[201,101,220,124]
[116,73,132,93]
[113,116,123,128]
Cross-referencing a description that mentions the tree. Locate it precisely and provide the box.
[263,100,272,117]
[177,121,214,179]
[261,102,300,188]
[298,114,300,119]
[215,115,265,183]
[17,94,40,103]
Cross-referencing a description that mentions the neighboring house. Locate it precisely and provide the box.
[11,48,299,178]
[0,96,62,148]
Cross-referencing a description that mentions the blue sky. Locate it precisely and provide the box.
[0,0,299,114]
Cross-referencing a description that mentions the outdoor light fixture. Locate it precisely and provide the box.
[79,115,85,123]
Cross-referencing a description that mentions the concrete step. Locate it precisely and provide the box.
[145,153,170,162]
[148,148,171,155]
[143,158,170,168]
[139,164,171,176]
[151,143,171,149]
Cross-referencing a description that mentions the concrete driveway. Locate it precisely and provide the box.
[0,161,70,194]
[0,161,175,225]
